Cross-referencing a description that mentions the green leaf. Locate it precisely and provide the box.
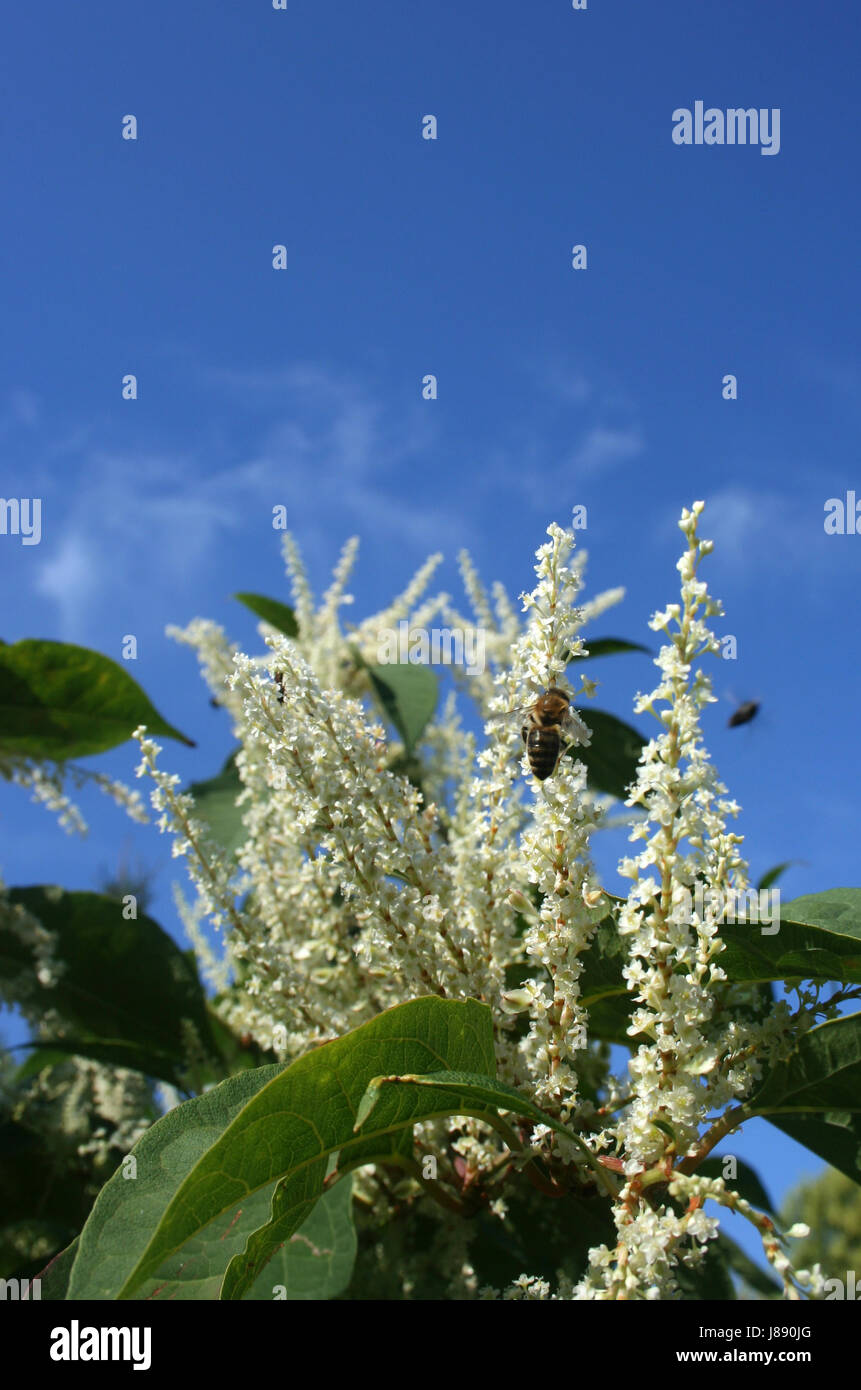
[67,1063,285,1299]
[113,1182,273,1300]
[229,1059,612,1304]
[527,885,861,1055]
[570,885,861,1051]
[764,1111,861,1187]
[756,862,799,892]
[747,1013,861,1116]
[126,1177,357,1302]
[89,997,492,1301]
[715,1233,781,1299]
[0,639,194,758]
[781,888,861,938]
[34,1237,80,1300]
[203,1002,275,1078]
[719,891,861,987]
[12,1037,192,1079]
[246,1176,356,1301]
[676,1238,736,1300]
[12,1047,71,1083]
[574,887,861,1047]
[355,1069,598,1166]
[698,1157,777,1217]
[469,1170,617,1292]
[187,750,245,857]
[233,593,299,638]
[363,661,438,755]
[576,902,633,1045]
[573,887,861,1016]
[569,708,645,800]
[0,1118,91,1237]
[568,637,652,661]
[2,888,215,1086]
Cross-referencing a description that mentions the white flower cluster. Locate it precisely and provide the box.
[0,880,67,1009]
[144,530,615,1060]
[10,1053,152,1171]
[496,527,605,1128]
[131,508,811,1300]
[614,503,739,1174]
[74,1059,153,1166]
[0,756,148,835]
[574,1191,720,1301]
[576,504,802,1299]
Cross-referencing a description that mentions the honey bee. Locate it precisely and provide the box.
[491,686,589,781]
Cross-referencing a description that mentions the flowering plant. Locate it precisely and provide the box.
[2,501,860,1301]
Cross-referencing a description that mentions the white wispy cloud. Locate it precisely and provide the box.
[18,356,651,639]
[529,360,594,404]
[802,356,861,404]
[570,425,644,475]
[689,485,824,574]
[0,387,40,439]
[33,531,101,638]
[459,356,644,502]
[22,362,467,636]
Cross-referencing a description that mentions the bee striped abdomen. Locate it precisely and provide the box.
[522,724,562,781]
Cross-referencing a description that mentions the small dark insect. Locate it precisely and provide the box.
[728,700,760,728]
[274,669,286,703]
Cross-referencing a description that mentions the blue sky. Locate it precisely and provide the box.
[2,1,860,1274]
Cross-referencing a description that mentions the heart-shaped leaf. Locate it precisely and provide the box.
[0,640,193,758]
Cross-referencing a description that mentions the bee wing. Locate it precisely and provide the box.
[485,703,534,728]
[561,707,591,746]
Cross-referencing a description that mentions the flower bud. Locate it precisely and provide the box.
[500,987,533,1015]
